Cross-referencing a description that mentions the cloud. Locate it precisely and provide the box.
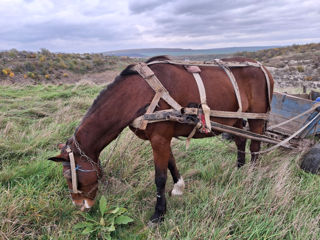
[0,0,319,52]
[128,0,173,14]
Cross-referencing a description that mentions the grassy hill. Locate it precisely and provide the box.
[236,43,320,63]
[1,84,320,239]
[0,49,138,84]
[1,43,319,85]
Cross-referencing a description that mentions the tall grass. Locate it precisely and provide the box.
[0,84,319,239]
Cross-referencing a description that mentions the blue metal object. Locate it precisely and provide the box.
[270,92,320,137]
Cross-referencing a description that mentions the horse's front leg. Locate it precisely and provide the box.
[168,150,185,196]
[149,134,172,223]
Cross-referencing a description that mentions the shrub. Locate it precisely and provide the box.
[24,62,36,72]
[39,55,46,62]
[2,69,9,76]
[40,48,51,57]
[297,65,304,72]
[27,72,35,79]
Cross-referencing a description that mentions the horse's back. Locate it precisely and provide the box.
[149,57,273,114]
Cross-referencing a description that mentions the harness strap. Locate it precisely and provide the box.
[186,122,202,149]
[66,147,81,194]
[139,90,163,130]
[215,59,243,112]
[131,62,182,130]
[258,62,272,110]
[192,71,211,131]
[132,63,182,111]
[131,60,272,136]
[147,59,263,68]
[147,59,272,112]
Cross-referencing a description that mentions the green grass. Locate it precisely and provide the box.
[1,84,320,239]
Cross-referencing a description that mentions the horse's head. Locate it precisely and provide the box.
[48,138,101,211]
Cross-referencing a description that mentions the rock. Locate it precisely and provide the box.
[300,143,320,174]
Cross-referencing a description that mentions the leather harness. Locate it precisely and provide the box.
[131,60,272,139]
[66,59,272,194]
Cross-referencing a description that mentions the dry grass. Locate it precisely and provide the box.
[1,84,320,239]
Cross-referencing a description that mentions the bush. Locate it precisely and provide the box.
[25,62,36,72]
[297,65,304,72]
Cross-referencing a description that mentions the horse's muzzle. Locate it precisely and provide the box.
[72,198,95,211]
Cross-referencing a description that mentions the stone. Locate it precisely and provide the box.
[300,143,320,174]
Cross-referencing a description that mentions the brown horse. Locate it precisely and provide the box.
[49,56,274,223]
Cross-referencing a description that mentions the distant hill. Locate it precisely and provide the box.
[104,46,277,57]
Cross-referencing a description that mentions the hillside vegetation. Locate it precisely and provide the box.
[0,49,137,84]
[1,84,320,239]
[1,43,320,89]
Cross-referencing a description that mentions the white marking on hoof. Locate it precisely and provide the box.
[148,221,158,228]
[171,177,185,196]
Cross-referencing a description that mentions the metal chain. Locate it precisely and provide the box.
[72,135,102,179]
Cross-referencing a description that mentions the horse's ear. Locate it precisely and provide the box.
[48,154,67,162]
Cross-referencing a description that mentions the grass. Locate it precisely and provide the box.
[1,84,320,239]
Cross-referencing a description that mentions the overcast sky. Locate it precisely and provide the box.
[0,0,319,53]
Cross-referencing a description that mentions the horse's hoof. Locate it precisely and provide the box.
[149,214,164,225]
[237,163,245,168]
[148,220,158,228]
[170,177,185,196]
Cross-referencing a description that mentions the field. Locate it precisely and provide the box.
[1,84,320,239]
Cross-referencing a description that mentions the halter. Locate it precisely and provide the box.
[64,136,102,195]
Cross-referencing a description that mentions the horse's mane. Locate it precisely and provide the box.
[120,55,170,76]
[146,55,170,63]
[78,56,171,126]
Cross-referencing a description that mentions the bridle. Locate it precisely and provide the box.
[63,135,102,196]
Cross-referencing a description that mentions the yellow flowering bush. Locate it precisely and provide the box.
[2,69,8,75]
[2,68,14,77]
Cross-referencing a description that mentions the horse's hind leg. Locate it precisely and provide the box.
[248,119,265,163]
[235,136,247,168]
[168,150,185,196]
[149,134,172,223]
[234,119,247,168]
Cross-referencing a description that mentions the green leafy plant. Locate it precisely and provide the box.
[74,196,133,239]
